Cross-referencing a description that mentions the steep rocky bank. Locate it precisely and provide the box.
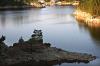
[0,30,96,66]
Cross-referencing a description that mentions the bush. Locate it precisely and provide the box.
[78,0,100,16]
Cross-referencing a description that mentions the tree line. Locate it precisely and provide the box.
[0,0,38,6]
[0,0,76,6]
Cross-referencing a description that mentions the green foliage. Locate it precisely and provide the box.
[78,0,100,16]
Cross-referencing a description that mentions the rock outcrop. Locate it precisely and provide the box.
[0,30,96,66]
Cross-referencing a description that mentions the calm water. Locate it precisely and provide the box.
[0,6,100,66]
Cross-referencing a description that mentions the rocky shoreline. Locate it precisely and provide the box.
[0,30,96,66]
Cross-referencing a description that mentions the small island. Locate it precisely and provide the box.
[0,30,96,66]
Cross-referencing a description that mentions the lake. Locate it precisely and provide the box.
[0,6,100,66]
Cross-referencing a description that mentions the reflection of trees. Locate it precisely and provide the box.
[77,21,100,42]
[0,13,6,28]
[12,13,24,25]
[88,27,100,42]
[0,11,25,27]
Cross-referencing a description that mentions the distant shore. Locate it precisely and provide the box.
[0,4,45,10]
[0,6,45,10]
[0,1,80,10]
[0,6,32,10]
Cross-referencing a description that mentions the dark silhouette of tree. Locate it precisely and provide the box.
[0,35,6,55]
[0,35,5,43]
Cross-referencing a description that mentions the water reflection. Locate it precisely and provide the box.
[88,27,100,45]
[0,11,25,28]
[77,21,100,65]
[77,22,100,44]
[0,9,42,28]
[0,13,6,28]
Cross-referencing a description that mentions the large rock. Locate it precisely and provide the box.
[0,30,96,66]
[0,46,96,66]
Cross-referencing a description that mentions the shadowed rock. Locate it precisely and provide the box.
[0,30,96,66]
[0,35,5,43]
